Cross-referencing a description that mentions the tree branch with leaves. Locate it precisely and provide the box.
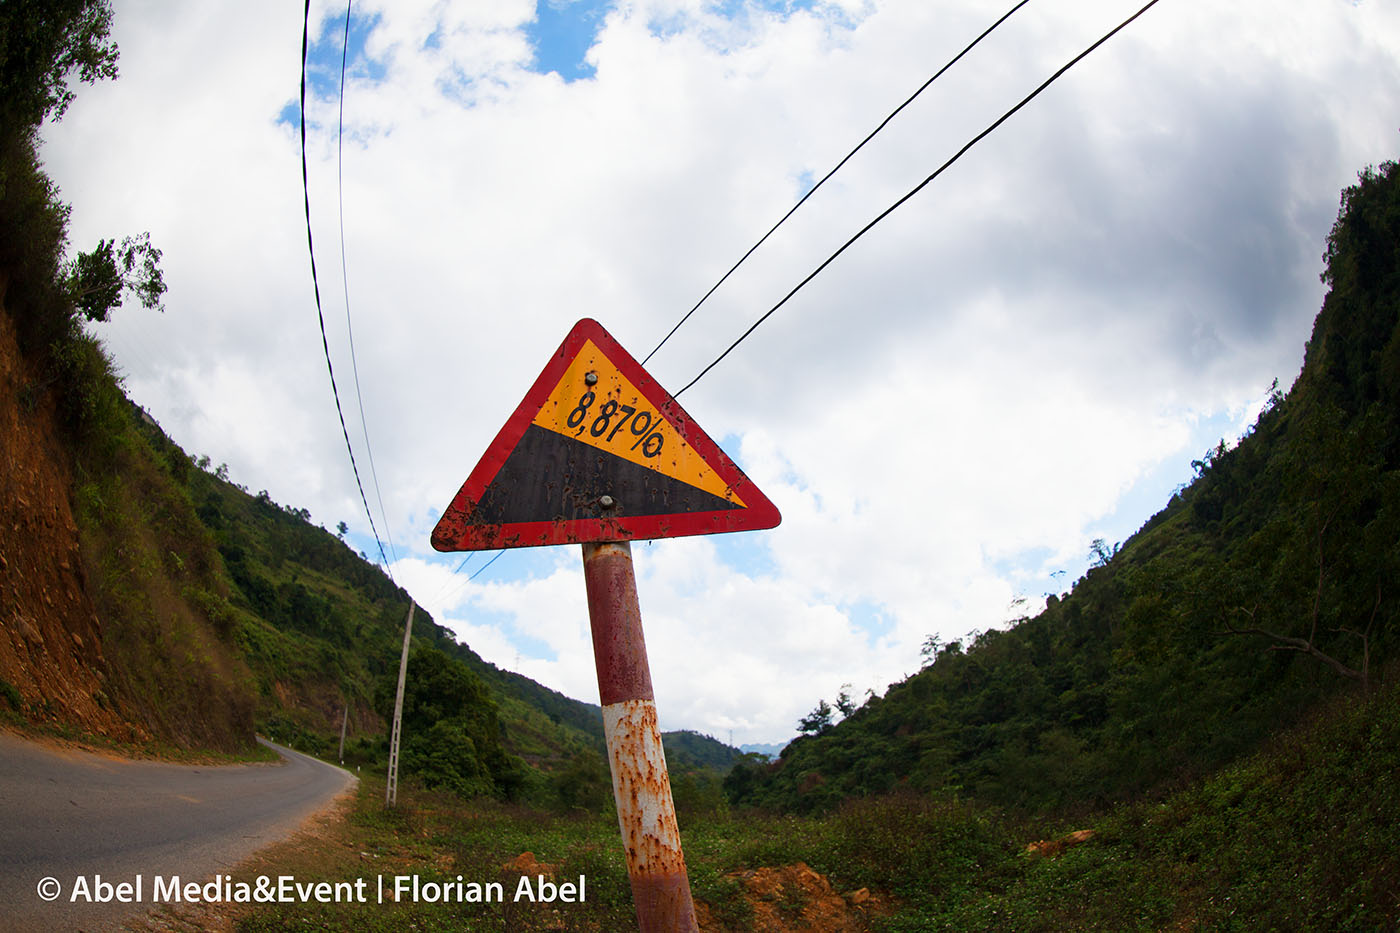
[63,232,165,321]
[1220,509,1380,695]
[0,0,119,133]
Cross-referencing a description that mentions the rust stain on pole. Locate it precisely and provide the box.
[585,541,654,706]
[582,541,698,933]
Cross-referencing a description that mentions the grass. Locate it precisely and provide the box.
[222,774,999,931]
[887,685,1400,932]
[215,773,887,932]
[212,680,1400,933]
[63,399,264,754]
[0,677,23,711]
[225,777,638,933]
[0,716,280,764]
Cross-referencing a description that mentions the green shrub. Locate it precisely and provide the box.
[0,678,23,710]
[823,792,1016,904]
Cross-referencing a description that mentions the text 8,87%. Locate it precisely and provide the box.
[566,391,665,458]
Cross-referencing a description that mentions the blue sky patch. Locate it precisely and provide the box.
[282,9,387,128]
[476,602,561,663]
[528,0,613,82]
[718,0,820,18]
[840,598,895,642]
[795,169,817,198]
[712,528,779,577]
[987,404,1265,610]
[312,9,387,90]
[649,0,821,40]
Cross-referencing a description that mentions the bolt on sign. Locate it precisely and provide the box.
[431,318,780,933]
[430,317,779,551]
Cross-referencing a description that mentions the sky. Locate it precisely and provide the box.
[39,0,1400,747]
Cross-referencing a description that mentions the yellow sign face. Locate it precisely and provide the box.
[531,340,745,506]
[432,318,781,550]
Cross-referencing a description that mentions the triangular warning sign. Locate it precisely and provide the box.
[431,319,781,551]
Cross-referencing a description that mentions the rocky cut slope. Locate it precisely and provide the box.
[0,279,132,739]
[0,270,258,751]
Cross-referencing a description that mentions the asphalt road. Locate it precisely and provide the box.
[0,732,356,932]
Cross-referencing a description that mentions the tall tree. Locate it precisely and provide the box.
[0,0,118,135]
[63,232,166,321]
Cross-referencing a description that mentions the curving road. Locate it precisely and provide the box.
[0,731,356,932]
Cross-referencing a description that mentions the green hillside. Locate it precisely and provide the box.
[0,4,738,792]
[729,160,1400,818]
[8,11,1399,926]
[664,728,745,771]
[725,678,1400,931]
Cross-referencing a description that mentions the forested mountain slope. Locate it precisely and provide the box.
[0,5,739,795]
[730,161,1400,816]
[164,423,608,776]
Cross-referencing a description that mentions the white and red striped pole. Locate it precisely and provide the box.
[581,541,698,932]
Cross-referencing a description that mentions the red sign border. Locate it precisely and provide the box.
[431,318,781,551]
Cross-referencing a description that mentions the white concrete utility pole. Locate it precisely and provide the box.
[385,601,414,807]
[338,704,348,764]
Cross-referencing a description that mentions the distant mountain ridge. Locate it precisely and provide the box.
[102,404,749,792]
[740,741,787,760]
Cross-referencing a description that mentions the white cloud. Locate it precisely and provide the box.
[39,0,1400,744]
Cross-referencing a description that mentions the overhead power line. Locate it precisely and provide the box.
[674,0,1165,398]
[643,0,1035,367]
[432,549,506,609]
[300,0,393,577]
[428,551,478,602]
[469,550,505,581]
[334,0,400,568]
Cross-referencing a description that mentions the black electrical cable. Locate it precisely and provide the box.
[432,548,505,608]
[468,550,505,582]
[673,0,1164,398]
[301,0,393,576]
[334,0,400,567]
[429,551,477,600]
[642,0,1034,367]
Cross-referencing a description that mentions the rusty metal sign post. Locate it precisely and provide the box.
[584,541,697,930]
[431,319,779,932]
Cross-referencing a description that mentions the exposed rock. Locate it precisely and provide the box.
[501,851,558,879]
[1025,828,1097,857]
[0,299,129,739]
[696,862,887,932]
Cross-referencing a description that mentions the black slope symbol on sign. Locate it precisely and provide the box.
[472,423,743,526]
[431,318,780,551]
